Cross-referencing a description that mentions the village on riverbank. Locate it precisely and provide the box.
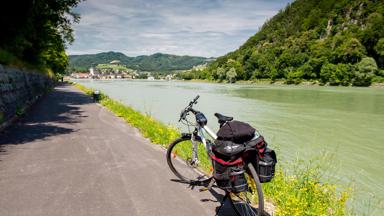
[69,60,179,81]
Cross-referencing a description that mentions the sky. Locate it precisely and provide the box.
[67,0,292,57]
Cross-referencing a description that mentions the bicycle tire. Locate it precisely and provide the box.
[166,137,212,184]
[228,163,264,216]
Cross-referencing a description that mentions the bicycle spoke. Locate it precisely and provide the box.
[228,163,264,216]
[167,138,211,183]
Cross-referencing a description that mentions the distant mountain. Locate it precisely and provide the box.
[68,52,213,72]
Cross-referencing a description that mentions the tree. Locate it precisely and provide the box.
[298,62,315,79]
[375,38,384,68]
[375,38,384,57]
[352,57,378,86]
[226,67,237,83]
[216,67,226,81]
[333,63,352,86]
[360,12,384,57]
[334,37,366,64]
[226,59,244,80]
[320,63,337,84]
[0,0,82,74]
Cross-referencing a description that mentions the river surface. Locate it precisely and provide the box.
[75,79,384,213]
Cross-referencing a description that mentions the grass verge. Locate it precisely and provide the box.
[73,82,351,216]
[263,158,351,216]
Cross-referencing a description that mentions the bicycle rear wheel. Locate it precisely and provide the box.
[228,163,264,216]
[166,137,212,184]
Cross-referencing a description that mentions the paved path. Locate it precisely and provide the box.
[0,84,235,216]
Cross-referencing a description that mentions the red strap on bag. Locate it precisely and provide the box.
[210,155,243,166]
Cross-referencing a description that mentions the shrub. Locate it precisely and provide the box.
[352,57,378,86]
[332,64,352,86]
[285,71,304,84]
[320,63,353,86]
[320,63,337,84]
[226,67,237,83]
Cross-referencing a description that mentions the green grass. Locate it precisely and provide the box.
[263,158,350,216]
[73,82,351,216]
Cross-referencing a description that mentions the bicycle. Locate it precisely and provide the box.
[166,95,264,216]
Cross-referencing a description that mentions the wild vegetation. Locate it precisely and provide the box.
[74,82,351,215]
[68,52,213,72]
[179,0,384,86]
[0,0,82,75]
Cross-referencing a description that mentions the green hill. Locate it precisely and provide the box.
[68,52,212,72]
[184,0,384,86]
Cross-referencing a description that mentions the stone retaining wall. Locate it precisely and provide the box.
[0,64,53,126]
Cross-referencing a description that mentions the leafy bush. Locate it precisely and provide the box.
[226,67,237,83]
[320,63,336,84]
[352,57,378,86]
[320,63,353,86]
[285,69,303,85]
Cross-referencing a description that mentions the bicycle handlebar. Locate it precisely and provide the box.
[179,95,200,122]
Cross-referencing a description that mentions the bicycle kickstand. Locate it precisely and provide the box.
[199,178,215,192]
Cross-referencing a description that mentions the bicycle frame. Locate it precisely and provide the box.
[189,124,217,166]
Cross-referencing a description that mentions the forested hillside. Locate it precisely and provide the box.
[0,0,81,75]
[68,52,212,72]
[183,0,384,86]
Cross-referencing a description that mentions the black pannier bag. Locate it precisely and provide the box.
[214,119,277,184]
[211,156,248,193]
[213,140,245,159]
[246,135,277,183]
[257,148,277,183]
[216,120,256,143]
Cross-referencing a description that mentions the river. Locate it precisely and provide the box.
[75,79,384,214]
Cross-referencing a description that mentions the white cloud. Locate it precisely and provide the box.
[67,0,292,57]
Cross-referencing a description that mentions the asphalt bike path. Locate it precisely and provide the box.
[0,84,236,216]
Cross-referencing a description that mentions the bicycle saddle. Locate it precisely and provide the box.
[214,113,233,123]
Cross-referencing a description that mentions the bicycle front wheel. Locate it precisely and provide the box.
[166,137,212,184]
[228,163,264,216]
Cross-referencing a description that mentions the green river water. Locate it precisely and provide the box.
[75,79,384,214]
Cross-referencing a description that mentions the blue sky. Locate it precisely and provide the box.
[67,0,292,57]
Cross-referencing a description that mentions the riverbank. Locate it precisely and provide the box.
[180,78,384,88]
[72,82,351,216]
